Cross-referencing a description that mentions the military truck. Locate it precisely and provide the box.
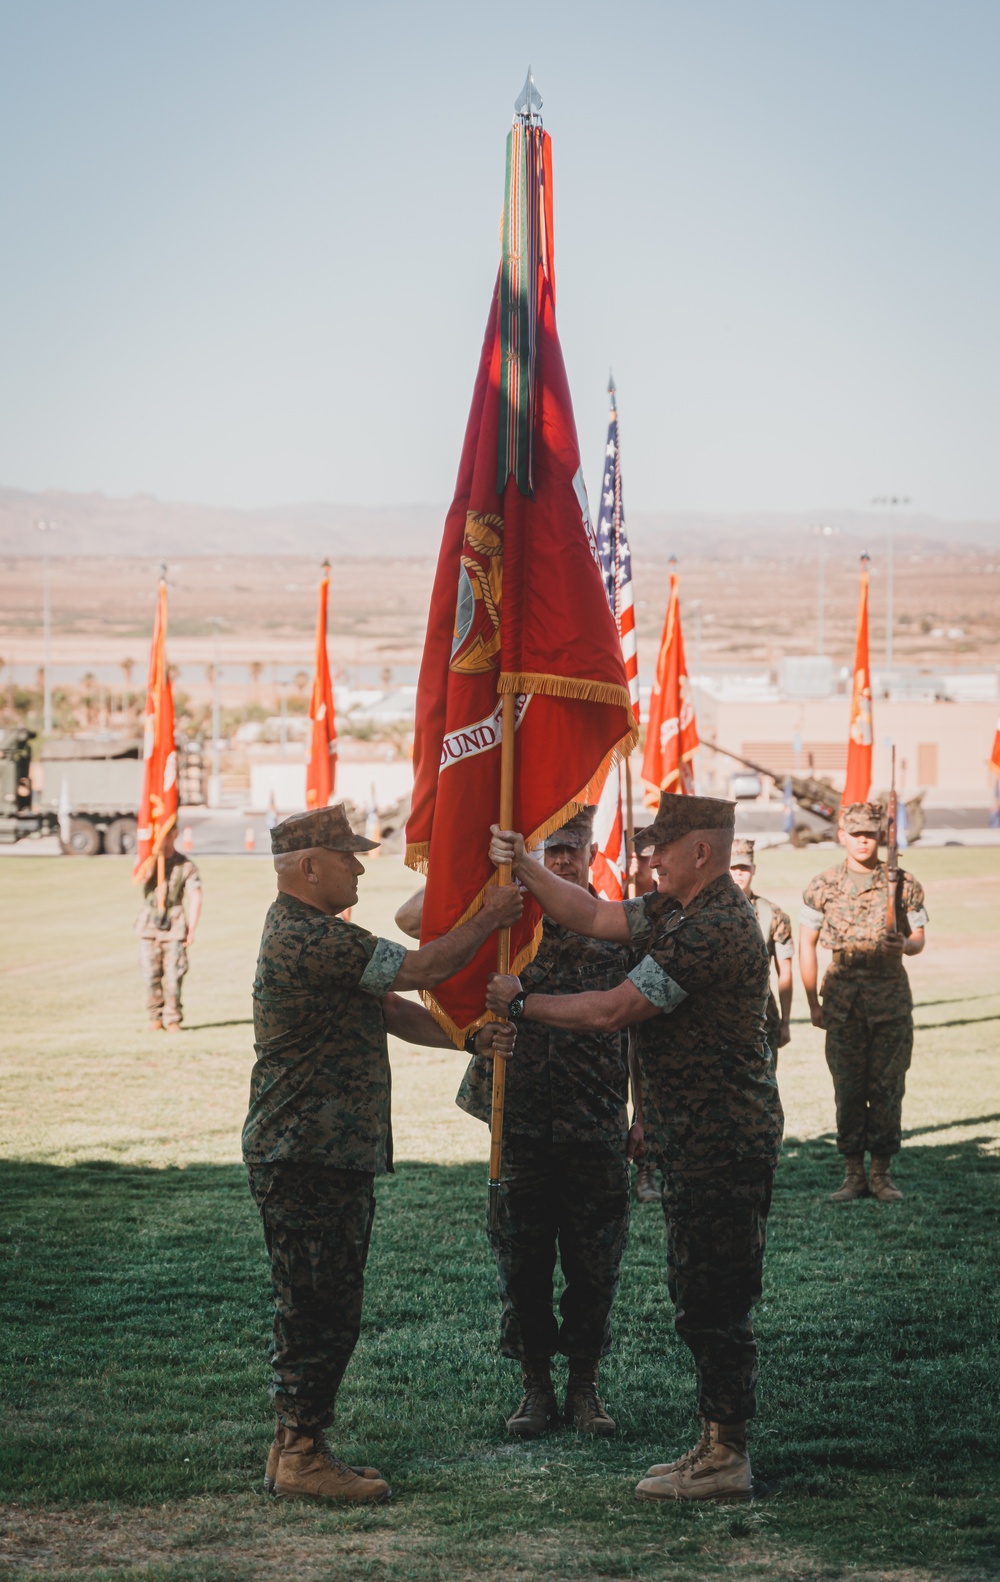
[1,730,205,855]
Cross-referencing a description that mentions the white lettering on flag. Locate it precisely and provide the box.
[440,694,531,771]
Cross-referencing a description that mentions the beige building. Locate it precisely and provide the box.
[692,695,999,805]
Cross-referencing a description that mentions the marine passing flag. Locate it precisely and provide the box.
[406,88,637,1042]
[305,561,337,808]
[642,565,698,798]
[133,572,177,883]
[843,555,873,805]
[591,378,638,901]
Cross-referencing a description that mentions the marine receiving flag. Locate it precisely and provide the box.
[133,570,177,883]
[642,563,698,799]
[591,377,638,902]
[406,79,637,1042]
[843,553,873,805]
[305,561,337,809]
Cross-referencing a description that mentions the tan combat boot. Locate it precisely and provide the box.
[272,1428,390,1503]
[635,1163,661,1204]
[263,1423,382,1494]
[636,1420,753,1502]
[564,1358,616,1437]
[830,1155,868,1201]
[869,1156,903,1202]
[148,1019,163,1032]
[506,1358,560,1439]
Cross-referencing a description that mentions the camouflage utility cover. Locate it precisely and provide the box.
[457,913,630,1144]
[801,861,928,1024]
[135,854,200,939]
[623,874,783,1168]
[243,894,406,1173]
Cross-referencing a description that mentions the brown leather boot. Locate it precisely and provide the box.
[636,1419,752,1502]
[272,1428,390,1503]
[869,1156,903,1202]
[506,1358,560,1439]
[263,1423,382,1494]
[564,1358,616,1436]
[830,1155,868,1201]
[635,1163,661,1204]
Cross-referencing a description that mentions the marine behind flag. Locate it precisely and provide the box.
[133,572,177,883]
[306,560,337,809]
[406,110,637,1043]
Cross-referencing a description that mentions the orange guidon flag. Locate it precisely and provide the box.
[642,566,698,800]
[843,555,874,805]
[989,719,1000,779]
[405,100,637,1044]
[305,561,337,809]
[132,573,178,883]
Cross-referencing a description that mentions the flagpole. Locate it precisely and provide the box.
[488,690,517,1231]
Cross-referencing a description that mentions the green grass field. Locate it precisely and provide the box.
[2,847,999,1581]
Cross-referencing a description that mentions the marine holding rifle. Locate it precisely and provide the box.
[799,800,927,1203]
[487,794,782,1504]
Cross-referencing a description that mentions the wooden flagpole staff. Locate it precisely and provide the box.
[488,691,517,1231]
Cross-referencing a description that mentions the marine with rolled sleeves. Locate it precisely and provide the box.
[799,800,928,1203]
[487,794,782,1503]
[243,803,521,1504]
[728,837,794,1058]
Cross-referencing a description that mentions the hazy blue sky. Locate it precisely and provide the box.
[1,0,998,518]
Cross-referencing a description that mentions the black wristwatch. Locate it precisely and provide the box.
[464,1030,480,1056]
[507,992,526,1023]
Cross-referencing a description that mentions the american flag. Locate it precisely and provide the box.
[592,379,638,901]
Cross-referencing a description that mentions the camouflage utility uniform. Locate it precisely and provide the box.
[624,875,783,1424]
[749,892,794,1056]
[802,862,928,1158]
[457,913,631,1364]
[135,854,200,1027]
[243,895,406,1430]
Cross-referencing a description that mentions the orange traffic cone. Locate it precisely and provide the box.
[180,825,194,853]
[244,826,256,852]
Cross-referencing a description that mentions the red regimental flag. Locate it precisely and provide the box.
[641,570,698,800]
[306,563,337,808]
[406,123,637,1043]
[132,576,178,883]
[988,719,1000,778]
[844,560,873,804]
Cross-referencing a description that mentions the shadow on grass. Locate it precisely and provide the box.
[1,1141,999,1572]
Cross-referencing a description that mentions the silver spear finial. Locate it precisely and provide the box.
[514,67,543,123]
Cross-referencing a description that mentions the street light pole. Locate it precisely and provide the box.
[35,520,56,733]
[809,524,834,656]
[872,497,910,673]
[208,618,223,808]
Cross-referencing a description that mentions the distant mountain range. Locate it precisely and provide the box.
[2,485,998,560]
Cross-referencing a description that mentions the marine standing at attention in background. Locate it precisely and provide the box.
[728,838,793,1057]
[243,804,520,1505]
[486,795,782,1504]
[456,808,635,1440]
[134,824,201,1032]
[799,801,927,1204]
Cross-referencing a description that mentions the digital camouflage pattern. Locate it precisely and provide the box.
[662,1161,773,1423]
[243,894,406,1173]
[135,854,200,939]
[803,860,928,1158]
[247,1161,375,1428]
[825,1014,913,1157]
[750,892,793,1053]
[139,937,188,1026]
[456,913,631,1144]
[624,874,783,1169]
[488,1136,631,1360]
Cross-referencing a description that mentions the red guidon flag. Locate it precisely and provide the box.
[306,561,337,808]
[406,99,637,1042]
[843,556,873,804]
[133,573,178,882]
[642,566,698,800]
[988,719,1000,779]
